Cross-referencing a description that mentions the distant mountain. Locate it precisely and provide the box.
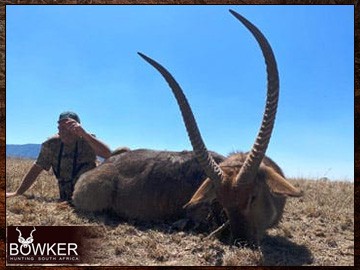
[6,144,41,159]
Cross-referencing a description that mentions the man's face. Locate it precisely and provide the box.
[58,119,77,144]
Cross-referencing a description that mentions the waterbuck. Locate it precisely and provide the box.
[73,9,302,246]
[137,9,303,245]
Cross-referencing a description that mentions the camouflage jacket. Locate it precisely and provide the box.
[36,134,97,201]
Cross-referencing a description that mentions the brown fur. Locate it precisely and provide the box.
[72,149,225,222]
[185,152,302,244]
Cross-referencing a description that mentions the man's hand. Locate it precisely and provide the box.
[58,118,112,159]
[60,118,86,137]
[6,164,43,199]
[6,192,18,198]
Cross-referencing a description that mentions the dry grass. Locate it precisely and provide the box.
[6,158,354,266]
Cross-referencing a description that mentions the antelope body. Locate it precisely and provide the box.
[73,149,225,222]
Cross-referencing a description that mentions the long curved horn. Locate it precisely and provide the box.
[29,226,36,238]
[138,52,225,186]
[16,227,22,238]
[229,10,280,185]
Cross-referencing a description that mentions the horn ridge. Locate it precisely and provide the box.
[30,226,36,237]
[229,10,280,184]
[138,52,225,185]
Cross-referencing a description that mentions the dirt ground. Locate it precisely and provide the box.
[5,158,354,266]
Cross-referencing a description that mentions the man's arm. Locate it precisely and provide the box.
[6,163,43,198]
[61,118,112,159]
[81,132,112,159]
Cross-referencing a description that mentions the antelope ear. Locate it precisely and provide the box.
[264,166,303,197]
[183,178,216,209]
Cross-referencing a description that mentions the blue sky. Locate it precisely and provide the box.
[6,5,354,181]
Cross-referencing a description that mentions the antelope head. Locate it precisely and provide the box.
[16,226,36,248]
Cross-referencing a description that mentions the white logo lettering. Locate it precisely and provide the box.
[68,243,78,255]
[9,243,19,256]
[31,243,47,255]
[9,227,80,260]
